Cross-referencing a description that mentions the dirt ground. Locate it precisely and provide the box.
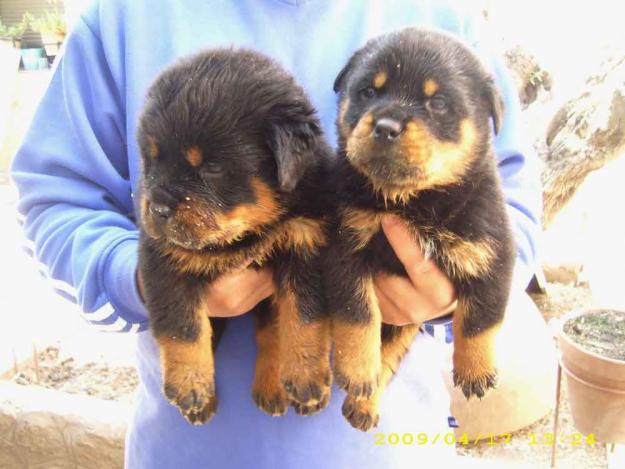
[564,310,625,361]
[7,280,611,468]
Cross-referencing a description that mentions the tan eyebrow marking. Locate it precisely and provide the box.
[423,79,439,97]
[186,146,203,167]
[373,71,388,89]
[148,139,159,159]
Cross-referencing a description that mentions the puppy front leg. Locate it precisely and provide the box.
[141,242,217,425]
[329,272,382,400]
[274,255,332,414]
[252,298,289,416]
[452,283,507,400]
[342,324,419,431]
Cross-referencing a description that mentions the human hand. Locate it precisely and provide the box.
[374,215,457,326]
[137,265,275,318]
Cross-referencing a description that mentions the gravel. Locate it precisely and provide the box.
[10,346,138,403]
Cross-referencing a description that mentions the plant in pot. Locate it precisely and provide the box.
[557,308,625,443]
[0,17,27,49]
[24,3,66,58]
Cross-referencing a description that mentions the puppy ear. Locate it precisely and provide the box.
[484,77,505,135]
[269,121,318,192]
[333,49,365,93]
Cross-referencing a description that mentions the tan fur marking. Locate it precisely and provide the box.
[212,177,284,240]
[139,194,151,227]
[149,139,159,159]
[402,118,478,189]
[338,97,351,139]
[345,113,375,172]
[441,237,496,279]
[373,71,388,89]
[164,177,285,251]
[253,314,288,416]
[158,243,255,276]
[277,288,332,404]
[423,78,439,97]
[140,194,163,240]
[452,298,500,383]
[349,112,375,140]
[340,209,382,250]
[333,276,382,393]
[158,216,321,278]
[186,146,203,167]
[346,115,478,205]
[425,119,477,186]
[278,217,326,254]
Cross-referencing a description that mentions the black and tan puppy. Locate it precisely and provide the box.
[136,49,333,424]
[326,28,516,431]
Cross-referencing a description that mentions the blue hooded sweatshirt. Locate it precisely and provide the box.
[11,1,541,467]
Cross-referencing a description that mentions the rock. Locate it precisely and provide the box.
[542,55,625,227]
[0,382,130,469]
[503,45,553,109]
[543,264,583,286]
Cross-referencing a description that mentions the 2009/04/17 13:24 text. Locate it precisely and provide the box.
[373,432,596,446]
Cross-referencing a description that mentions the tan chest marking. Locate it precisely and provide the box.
[427,229,496,279]
[340,209,382,250]
[276,217,326,255]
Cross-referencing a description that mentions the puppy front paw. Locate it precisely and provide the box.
[452,367,498,400]
[252,385,289,417]
[281,367,332,405]
[291,392,330,416]
[163,367,217,425]
[342,395,380,431]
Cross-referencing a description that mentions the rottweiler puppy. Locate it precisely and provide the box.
[136,49,333,424]
[326,28,516,431]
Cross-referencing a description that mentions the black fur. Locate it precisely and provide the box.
[136,48,333,423]
[326,28,516,409]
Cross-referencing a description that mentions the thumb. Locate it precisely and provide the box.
[381,215,431,275]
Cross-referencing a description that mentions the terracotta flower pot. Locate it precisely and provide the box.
[557,308,625,443]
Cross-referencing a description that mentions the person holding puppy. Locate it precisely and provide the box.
[11,0,554,467]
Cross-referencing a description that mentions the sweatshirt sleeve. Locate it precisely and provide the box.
[10,15,148,332]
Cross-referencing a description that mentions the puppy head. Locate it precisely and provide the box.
[334,28,503,203]
[137,48,324,250]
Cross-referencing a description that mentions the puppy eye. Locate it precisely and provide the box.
[358,87,377,100]
[428,96,448,112]
[202,162,224,175]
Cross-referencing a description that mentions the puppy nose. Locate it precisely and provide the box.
[373,118,404,141]
[150,202,172,220]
